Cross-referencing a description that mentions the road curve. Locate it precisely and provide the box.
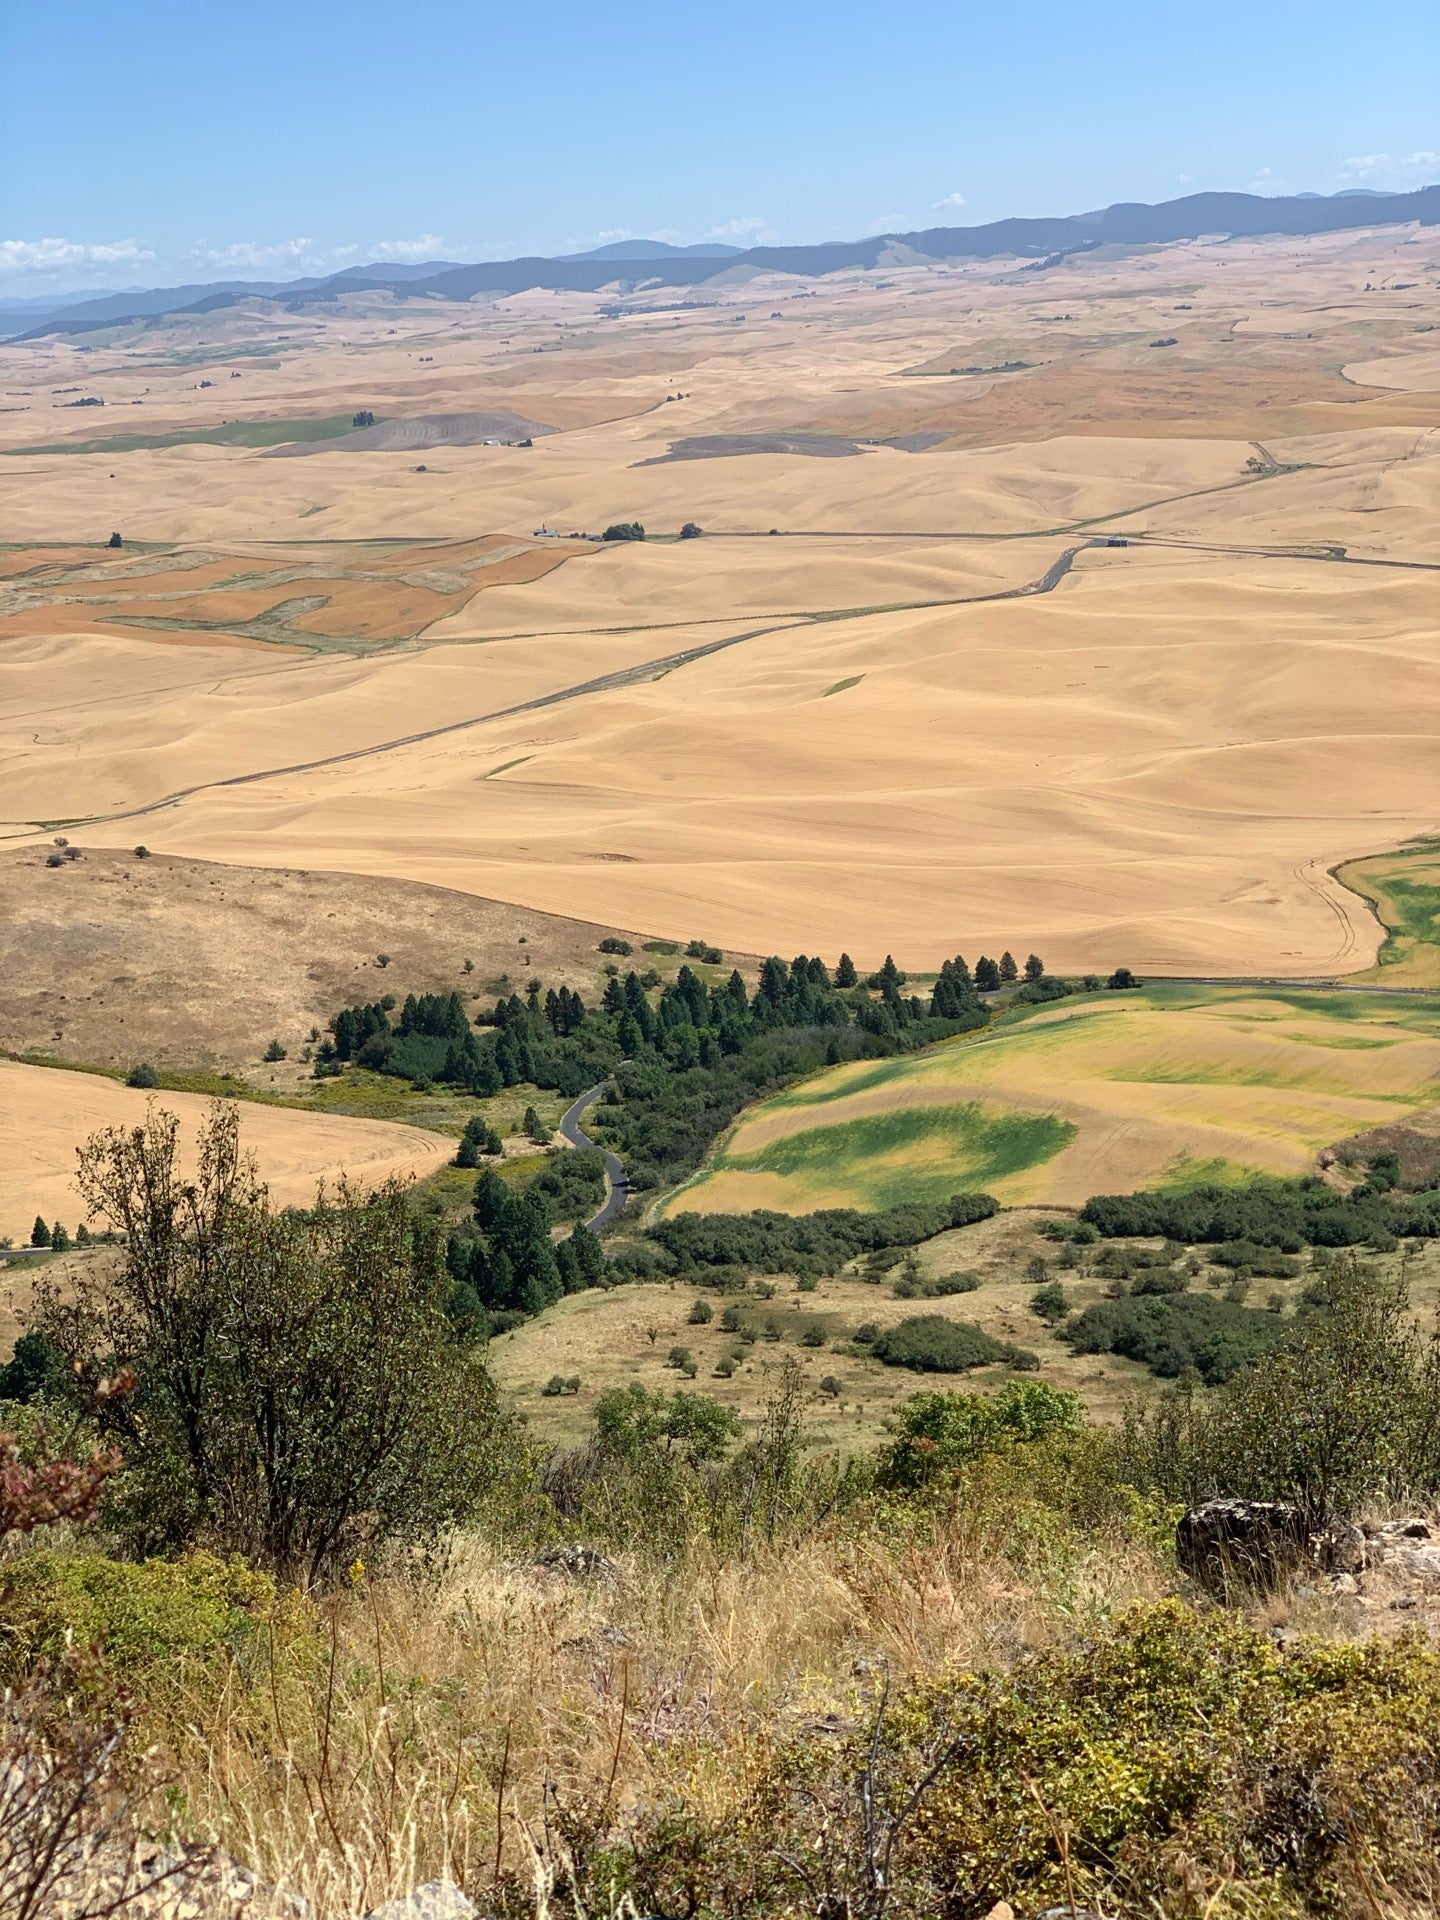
[558,1082,630,1232]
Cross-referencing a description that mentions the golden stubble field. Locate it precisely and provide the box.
[3,223,1439,980]
[0,1062,451,1247]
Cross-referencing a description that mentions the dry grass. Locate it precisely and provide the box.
[161,1519,1170,1916]
[0,845,716,1078]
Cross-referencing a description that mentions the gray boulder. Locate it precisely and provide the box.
[1176,1498,1309,1594]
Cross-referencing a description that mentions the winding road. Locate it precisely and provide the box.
[558,1081,631,1231]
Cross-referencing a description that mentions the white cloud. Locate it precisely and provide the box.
[368,233,445,262]
[0,236,155,279]
[930,192,968,212]
[1340,149,1438,186]
[1247,166,1274,194]
[190,236,324,271]
[705,215,775,245]
[1177,173,1194,185]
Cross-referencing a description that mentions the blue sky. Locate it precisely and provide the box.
[2,0,1436,291]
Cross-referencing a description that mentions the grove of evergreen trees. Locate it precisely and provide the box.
[321,950,992,1190]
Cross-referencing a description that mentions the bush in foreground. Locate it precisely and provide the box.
[617,1600,1440,1919]
[33,1103,522,1583]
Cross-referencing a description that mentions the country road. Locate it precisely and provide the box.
[558,1081,630,1232]
[4,542,1095,840]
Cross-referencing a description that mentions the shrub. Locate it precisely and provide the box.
[125,1063,158,1089]
[1115,1262,1440,1524]
[33,1104,520,1581]
[679,521,703,538]
[1107,965,1141,989]
[666,1346,693,1371]
[688,1299,714,1325]
[1029,1279,1070,1323]
[262,1038,287,1063]
[819,1375,841,1396]
[714,1357,735,1378]
[1065,1287,1285,1383]
[702,1602,1440,1920]
[800,1326,826,1348]
[133,845,150,859]
[542,1374,567,1396]
[598,936,633,955]
[871,1316,1009,1373]
[0,1550,314,1712]
[0,1332,64,1403]
[602,521,645,542]
[878,1378,1085,1487]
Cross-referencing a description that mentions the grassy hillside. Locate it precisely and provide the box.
[1337,842,1440,987]
[667,984,1440,1215]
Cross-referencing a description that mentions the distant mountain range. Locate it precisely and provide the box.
[8,184,1437,342]
[560,239,744,260]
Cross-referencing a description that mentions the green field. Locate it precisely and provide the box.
[11,414,376,457]
[1337,844,1440,987]
[710,1102,1074,1209]
[668,984,1440,1216]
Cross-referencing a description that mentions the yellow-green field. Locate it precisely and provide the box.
[664,986,1440,1215]
[1337,845,1440,988]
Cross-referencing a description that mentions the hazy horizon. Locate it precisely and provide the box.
[2,0,1435,294]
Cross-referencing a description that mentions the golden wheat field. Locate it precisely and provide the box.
[3,223,1439,978]
[0,1061,450,1246]
[668,985,1440,1214]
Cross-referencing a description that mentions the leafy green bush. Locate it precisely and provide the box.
[0,1550,315,1711]
[612,1602,1440,1918]
[1065,1286,1287,1382]
[650,1195,997,1275]
[1115,1264,1440,1523]
[871,1316,1010,1373]
[878,1379,1084,1488]
[35,1105,521,1582]
[1082,1175,1440,1247]
[1028,1279,1070,1322]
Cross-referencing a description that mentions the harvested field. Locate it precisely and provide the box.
[3,221,1437,985]
[0,1060,451,1246]
[0,533,581,657]
[667,986,1440,1213]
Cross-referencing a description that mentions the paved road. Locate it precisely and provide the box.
[558,1081,631,1232]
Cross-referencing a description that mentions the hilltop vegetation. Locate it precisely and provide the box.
[7,1103,1440,1917]
[323,949,990,1190]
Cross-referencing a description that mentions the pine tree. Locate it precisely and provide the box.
[49,1222,71,1253]
[835,952,858,989]
[30,1216,51,1249]
[975,955,1001,993]
[1025,953,1045,982]
[999,951,1019,983]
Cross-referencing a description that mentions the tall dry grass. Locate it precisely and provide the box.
[165,1514,1172,1917]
